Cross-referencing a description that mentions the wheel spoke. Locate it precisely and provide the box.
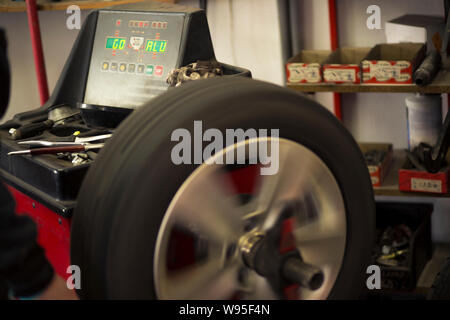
[160,254,240,299]
[291,196,346,300]
[170,166,244,243]
[235,274,279,300]
[293,193,345,258]
[293,219,346,251]
[252,144,329,231]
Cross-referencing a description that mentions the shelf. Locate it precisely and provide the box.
[0,0,176,12]
[287,59,450,94]
[374,149,450,198]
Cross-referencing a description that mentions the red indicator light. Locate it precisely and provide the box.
[139,21,143,27]
[116,19,121,26]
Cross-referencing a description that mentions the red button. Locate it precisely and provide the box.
[155,65,163,76]
[116,19,121,26]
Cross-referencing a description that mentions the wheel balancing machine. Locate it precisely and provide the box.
[0,3,375,299]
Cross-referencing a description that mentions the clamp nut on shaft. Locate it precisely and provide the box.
[281,257,324,291]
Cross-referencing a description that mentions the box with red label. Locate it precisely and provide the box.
[362,43,426,84]
[322,47,371,84]
[399,161,450,194]
[360,143,393,187]
[286,50,331,84]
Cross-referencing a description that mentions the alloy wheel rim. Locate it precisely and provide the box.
[154,137,347,300]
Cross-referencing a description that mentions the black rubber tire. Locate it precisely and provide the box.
[428,257,450,300]
[71,77,375,299]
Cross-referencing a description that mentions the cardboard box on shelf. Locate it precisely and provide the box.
[361,43,426,84]
[322,47,371,84]
[385,15,446,52]
[359,143,393,187]
[286,50,331,84]
[399,160,450,194]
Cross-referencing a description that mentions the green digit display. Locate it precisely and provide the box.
[106,37,126,50]
[145,40,167,53]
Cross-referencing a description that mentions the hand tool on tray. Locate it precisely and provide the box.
[9,105,80,140]
[10,119,54,140]
[8,143,104,156]
[18,133,112,147]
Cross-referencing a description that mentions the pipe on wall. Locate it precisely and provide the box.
[328,0,342,121]
[26,0,49,105]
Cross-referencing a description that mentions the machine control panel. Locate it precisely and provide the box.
[84,10,185,109]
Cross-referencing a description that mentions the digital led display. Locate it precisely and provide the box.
[106,37,126,50]
[145,40,167,53]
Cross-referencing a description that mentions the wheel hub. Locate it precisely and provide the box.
[239,217,324,292]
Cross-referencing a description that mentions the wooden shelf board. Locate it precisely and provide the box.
[0,0,176,12]
[374,149,450,198]
[288,58,450,94]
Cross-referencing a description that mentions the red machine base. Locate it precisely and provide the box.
[6,185,71,280]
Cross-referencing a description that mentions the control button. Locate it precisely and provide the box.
[146,65,154,75]
[101,61,109,71]
[155,65,163,76]
[137,64,145,74]
[116,19,122,26]
[152,22,157,28]
[119,63,126,72]
[144,21,149,28]
[110,62,118,72]
[128,64,136,73]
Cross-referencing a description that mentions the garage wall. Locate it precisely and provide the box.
[295,0,450,243]
[0,10,88,121]
[204,0,285,85]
